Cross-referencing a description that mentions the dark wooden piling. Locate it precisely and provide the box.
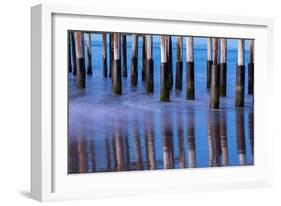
[145,35,154,93]
[248,40,254,95]
[68,32,72,73]
[167,36,173,90]
[235,39,245,107]
[131,34,138,86]
[175,37,183,91]
[70,32,77,75]
[186,37,195,100]
[85,32,92,75]
[142,35,147,81]
[207,38,212,89]
[210,38,220,109]
[160,36,169,101]
[109,34,114,78]
[220,38,227,96]
[102,33,107,77]
[121,34,127,77]
[74,32,86,89]
[112,33,122,95]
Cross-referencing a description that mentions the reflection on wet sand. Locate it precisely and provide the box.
[144,112,156,170]
[187,110,196,168]
[220,112,229,166]
[105,130,112,172]
[176,111,186,169]
[113,125,125,171]
[248,112,254,162]
[162,111,174,169]
[68,109,254,174]
[207,111,230,167]
[236,110,246,165]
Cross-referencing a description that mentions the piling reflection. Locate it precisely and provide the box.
[133,117,143,170]
[105,130,112,172]
[144,111,156,170]
[77,130,87,173]
[207,111,229,167]
[68,109,253,173]
[187,110,196,168]
[176,111,186,168]
[219,112,229,166]
[236,110,246,165]
[248,112,254,162]
[86,135,96,173]
[113,125,125,171]
[161,111,174,169]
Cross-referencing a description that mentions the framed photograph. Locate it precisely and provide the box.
[31,3,274,202]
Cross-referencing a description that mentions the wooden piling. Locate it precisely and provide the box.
[207,38,213,89]
[112,33,122,95]
[248,40,254,95]
[220,38,227,96]
[131,34,138,86]
[160,36,169,101]
[167,36,173,90]
[142,35,147,81]
[210,38,220,109]
[85,32,92,75]
[68,32,72,73]
[102,33,107,77]
[70,32,77,75]
[109,34,114,78]
[121,34,127,77]
[235,39,245,107]
[145,35,154,93]
[74,32,86,89]
[175,37,183,91]
[186,37,195,100]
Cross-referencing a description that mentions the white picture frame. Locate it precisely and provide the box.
[31,3,274,202]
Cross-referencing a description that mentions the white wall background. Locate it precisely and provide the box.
[0,0,280,205]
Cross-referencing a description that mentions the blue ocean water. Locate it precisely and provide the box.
[68,34,254,174]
